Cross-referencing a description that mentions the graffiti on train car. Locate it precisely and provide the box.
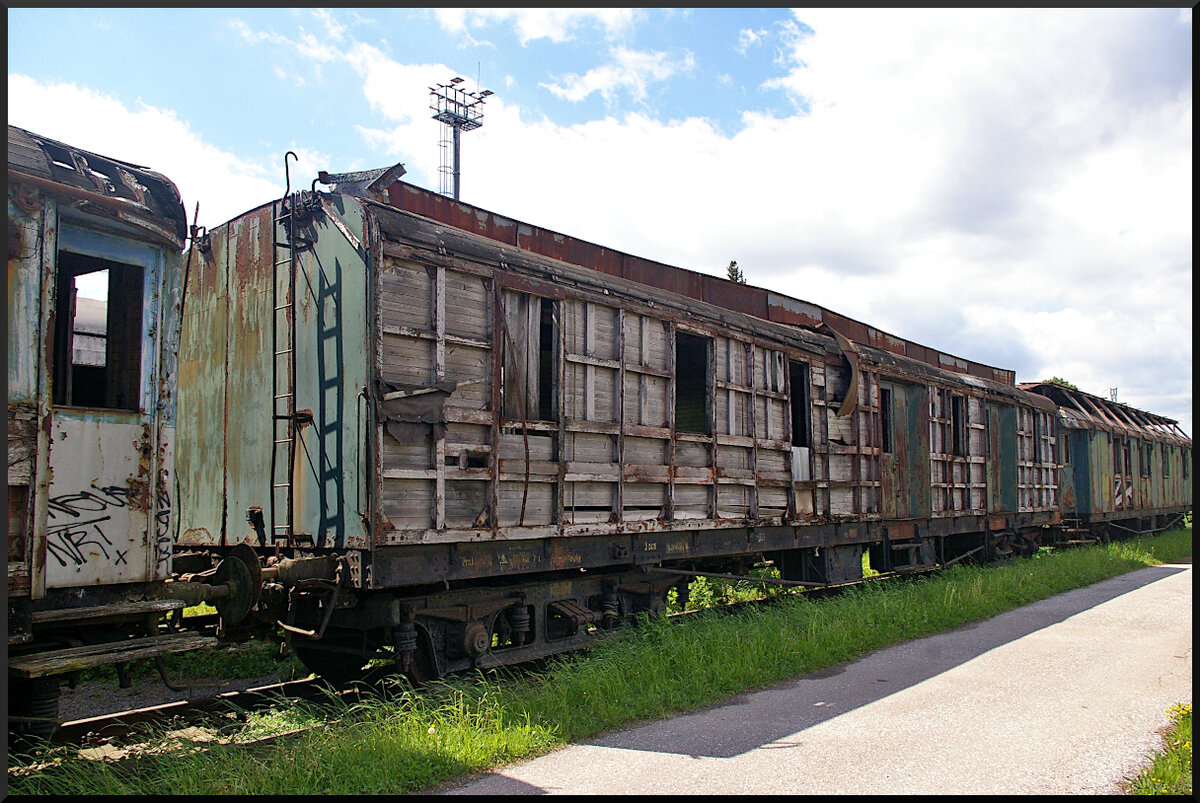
[45,484,138,568]
[156,487,174,572]
[44,483,175,571]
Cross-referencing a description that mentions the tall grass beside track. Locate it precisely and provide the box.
[8,527,1192,795]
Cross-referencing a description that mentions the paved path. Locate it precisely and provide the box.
[434,561,1192,795]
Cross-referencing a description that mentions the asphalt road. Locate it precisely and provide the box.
[433,560,1192,795]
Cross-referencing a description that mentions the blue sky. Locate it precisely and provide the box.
[8,9,1193,434]
[9,9,807,175]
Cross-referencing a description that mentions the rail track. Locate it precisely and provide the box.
[29,521,1181,758]
[25,561,945,758]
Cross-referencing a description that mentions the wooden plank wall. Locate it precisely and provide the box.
[1017,406,1059,512]
[928,387,987,516]
[374,249,840,544]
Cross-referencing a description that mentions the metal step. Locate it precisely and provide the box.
[31,599,185,625]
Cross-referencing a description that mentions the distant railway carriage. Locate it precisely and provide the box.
[1020,382,1191,538]
[7,125,215,732]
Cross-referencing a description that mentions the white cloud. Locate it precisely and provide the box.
[463,10,1189,431]
[737,27,768,54]
[541,47,695,104]
[6,74,306,231]
[433,8,637,45]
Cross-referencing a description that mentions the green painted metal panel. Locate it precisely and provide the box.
[1091,431,1114,514]
[902,382,930,518]
[879,380,930,519]
[176,221,230,545]
[176,197,371,552]
[1068,430,1091,515]
[986,402,1017,513]
[222,207,275,546]
[290,199,371,550]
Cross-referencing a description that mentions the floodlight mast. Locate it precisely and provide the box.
[430,78,492,200]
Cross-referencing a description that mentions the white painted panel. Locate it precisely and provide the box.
[45,417,152,588]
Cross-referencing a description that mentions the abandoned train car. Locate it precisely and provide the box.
[1021,382,1191,537]
[7,125,215,730]
[168,165,1178,685]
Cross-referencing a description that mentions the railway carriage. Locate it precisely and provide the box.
[1020,382,1191,540]
[7,126,215,732]
[169,169,1100,683]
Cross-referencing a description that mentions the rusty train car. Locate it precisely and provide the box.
[7,125,1192,721]
[7,126,215,732]
[167,163,1191,684]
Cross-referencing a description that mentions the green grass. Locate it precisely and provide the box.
[1125,702,1192,795]
[9,526,1192,795]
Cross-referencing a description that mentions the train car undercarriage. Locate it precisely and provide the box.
[159,508,1188,688]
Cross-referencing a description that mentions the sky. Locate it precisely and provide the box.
[8,8,1193,435]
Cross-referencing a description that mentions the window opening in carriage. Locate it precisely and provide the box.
[880,387,894,453]
[788,360,811,448]
[951,395,967,457]
[1140,442,1152,477]
[674,330,712,435]
[1163,445,1170,478]
[537,298,555,420]
[1061,430,1071,464]
[501,293,557,422]
[1183,450,1190,479]
[1123,439,1132,476]
[51,253,143,411]
[1032,411,1042,463]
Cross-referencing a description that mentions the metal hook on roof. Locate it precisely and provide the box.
[284,150,298,197]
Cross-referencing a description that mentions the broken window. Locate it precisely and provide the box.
[51,252,143,411]
[1031,411,1042,463]
[789,360,811,447]
[1061,431,1071,465]
[1183,451,1190,479]
[951,395,967,457]
[674,330,711,435]
[501,292,556,421]
[880,387,894,454]
[1140,442,1152,477]
[1163,445,1170,478]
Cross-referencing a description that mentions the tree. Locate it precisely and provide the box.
[1044,377,1080,391]
[726,260,745,284]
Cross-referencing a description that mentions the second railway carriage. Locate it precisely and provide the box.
[173,166,1074,682]
[1021,381,1191,540]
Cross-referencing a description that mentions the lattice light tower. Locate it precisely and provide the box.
[430,77,492,200]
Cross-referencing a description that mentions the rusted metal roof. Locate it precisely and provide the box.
[1020,382,1190,445]
[377,179,1017,386]
[7,124,187,245]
